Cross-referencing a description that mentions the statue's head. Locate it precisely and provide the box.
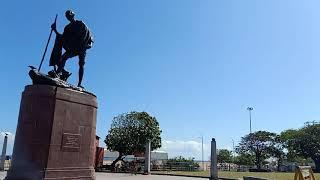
[65,10,75,22]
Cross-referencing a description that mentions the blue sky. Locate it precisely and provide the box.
[2,0,320,160]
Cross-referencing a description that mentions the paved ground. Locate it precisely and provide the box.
[96,173,204,180]
[0,171,203,180]
[0,171,6,180]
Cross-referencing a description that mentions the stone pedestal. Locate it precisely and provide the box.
[6,85,97,180]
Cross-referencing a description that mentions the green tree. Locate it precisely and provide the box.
[279,129,300,162]
[217,149,233,163]
[283,122,320,172]
[233,153,254,166]
[269,135,286,171]
[104,111,162,170]
[167,156,200,170]
[236,131,276,169]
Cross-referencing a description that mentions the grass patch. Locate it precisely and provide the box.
[152,171,320,180]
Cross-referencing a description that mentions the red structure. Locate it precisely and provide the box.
[94,135,104,171]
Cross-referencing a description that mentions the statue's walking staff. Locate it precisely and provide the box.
[38,14,58,72]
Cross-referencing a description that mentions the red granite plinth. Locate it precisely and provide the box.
[6,85,98,180]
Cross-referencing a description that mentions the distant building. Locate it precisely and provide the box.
[103,150,168,165]
[151,150,168,161]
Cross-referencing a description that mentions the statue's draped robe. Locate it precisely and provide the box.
[50,20,93,66]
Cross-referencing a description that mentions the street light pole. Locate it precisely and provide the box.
[197,136,204,171]
[231,139,235,158]
[201,136,204,171]
[247,107,254,133]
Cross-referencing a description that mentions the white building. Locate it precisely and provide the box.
[103,150,168,165]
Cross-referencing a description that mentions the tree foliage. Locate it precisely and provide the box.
[104,111,162,169]
[233,153,255,166]
[233,122,320,171]
[283,122,320,172]
[217,149,233,163]
[269,135,286,171]
[279,129,300,162]
[236,131,276,169]
[167,156,200,169]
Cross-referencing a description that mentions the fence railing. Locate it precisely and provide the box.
[151,162,200,171]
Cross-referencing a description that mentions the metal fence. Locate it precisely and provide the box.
[151,162,200,171]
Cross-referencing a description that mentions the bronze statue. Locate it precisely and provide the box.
[49,10,93,88]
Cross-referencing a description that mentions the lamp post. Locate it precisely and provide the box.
[247,107,254,133]
[197,136,204,171]
[231,139,235,158]
[201,136,204,171]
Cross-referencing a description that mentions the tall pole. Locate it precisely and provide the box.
[197,136,204,171]
[0,133,8,171]
[231,139,235,158]
[247,107,254,133]
[249,110,252,133]
[144,140,151,175]
[201,136,204,171]
[210,138,218,180]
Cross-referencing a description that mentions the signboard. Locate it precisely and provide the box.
[61,133,81,152]
[294,166,315,180]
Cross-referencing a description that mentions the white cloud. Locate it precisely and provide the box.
[159,139,211,161]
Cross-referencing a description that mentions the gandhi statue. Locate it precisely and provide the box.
[49,10,93,88]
